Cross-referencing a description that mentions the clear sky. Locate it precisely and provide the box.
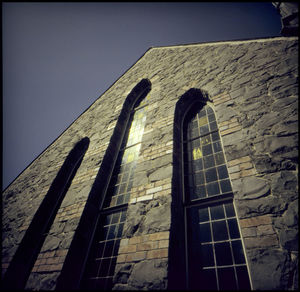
[2,2,282,190]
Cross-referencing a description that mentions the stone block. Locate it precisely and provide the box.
[139,202,171,234]
[241,227,257,237]
[244,235,278,249]
[248,249,290,290]
[271,120,298,137]
[279,229,298,251]
[137,241,158,251]
[119,244,137,254]
[41,235,60,252]
[257,224,275,236]
[126,251,147,262]
[148,165,172,183]
[270,171,298,196]
[236,196,287,219]
[147,248,168,259]
[128,259,168,290]
[240,214,272,228]
[235,176,270,200]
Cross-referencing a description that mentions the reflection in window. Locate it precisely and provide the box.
[183,103,251,290]
[80,95,149,290]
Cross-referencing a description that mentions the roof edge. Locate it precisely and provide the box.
[146,35,298,52]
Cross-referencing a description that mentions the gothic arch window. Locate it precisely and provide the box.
[169,89,251,290]
[57,79,151,290]
[80,88,150,290]
[2,137,90,290]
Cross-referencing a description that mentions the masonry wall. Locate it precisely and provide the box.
[2,36,298,290]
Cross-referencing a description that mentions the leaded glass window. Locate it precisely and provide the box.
[80,95,149,290]
[183,103,251,290]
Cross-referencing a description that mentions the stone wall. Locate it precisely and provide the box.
[2,36,298,290]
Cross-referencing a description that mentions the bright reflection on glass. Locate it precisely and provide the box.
[82,94,149,290]
[126,107,147,147]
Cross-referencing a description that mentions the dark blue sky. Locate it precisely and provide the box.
[2,2,281,190]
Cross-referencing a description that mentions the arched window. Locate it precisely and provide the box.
[56,79,151,290]
[169,89,251,290]
[80,90,150,290]
[2,137,90,290]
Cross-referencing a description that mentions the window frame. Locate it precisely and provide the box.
[80,95,149,290]
[56,79,151,290]
[168,89,251,290]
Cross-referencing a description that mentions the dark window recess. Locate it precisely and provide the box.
[2,137,90,290]
[183,103,251,290]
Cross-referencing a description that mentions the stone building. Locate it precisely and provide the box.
[2,3,298,291]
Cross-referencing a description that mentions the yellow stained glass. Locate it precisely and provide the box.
[127,153,135,163]
[201,136,211,145]
[198,116,208,127]
[193,147,203,160]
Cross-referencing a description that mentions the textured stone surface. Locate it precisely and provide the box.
[2,36,298,290]
[128,259,168,290]
[248,249,291,290]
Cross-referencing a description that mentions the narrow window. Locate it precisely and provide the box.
[79,91,150,290]
[183,102,251,290]
[2,137,90,290]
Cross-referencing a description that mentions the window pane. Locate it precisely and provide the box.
[212,221,228,241]
[201,244,214,267]
[199,223,212,243]
[191,185,206,200]
[217,267,237,290]
[113,240,121,256]
[191,139,200,148]
[117,223,124,238]
[189,128,199,140]
[108,257,117,277]
[199,116,208,127]
[207,106,213,114]
[213,141,222,153]
[195,171,205,185]
[215,242,233,266]
[228,219,240,239]
[232,240,246,264]
[207,182,220,196]
[215,152,225,165]
[193,159,203,171]
[198,208,209,222]
[199,109,206,117]
[209,121,218,132]
[205,168,218,183]
[208,113,215,122]
[202,144,213,156]
[201,135,211,146]
[95,242,105,259]
[204,155,215,169]
[210,205,225,220]
[225,203,235,217]
[107,225,116,240]
[116,194,124,205]
[236,266,251,290]
[211,131,220,142]
[111,213,120,224]
[99,258,110,277]
[200,124,209,135]
[199,269,218,290]
[103,240,114,258]
[220,179,232,193]
[217,165,229,180]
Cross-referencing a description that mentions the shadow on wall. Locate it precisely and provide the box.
[2,137,90,290]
